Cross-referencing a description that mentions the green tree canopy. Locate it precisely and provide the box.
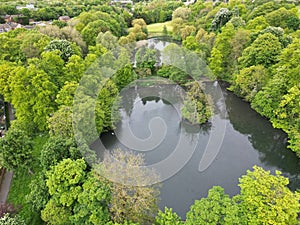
[235,166,300,224]
[186,186,240,225]
[0,128,33,172]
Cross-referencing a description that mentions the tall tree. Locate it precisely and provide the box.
[235,166,300,224]
[0,128,33,172]
[209,22,235,80]
[185,186,240,225]
[41,159,87,225]
[238,33,282,68]
[94,149,160,225]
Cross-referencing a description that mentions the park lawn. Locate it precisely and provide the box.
[147,21,173,36]
[7,134,49,225]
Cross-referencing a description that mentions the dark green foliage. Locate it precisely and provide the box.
[181,81,211,125]
[157,65,189,85]
[0,128,33,172]
[265,7,300,31]
[26,172,49,212]
[71,173,112,224]
[52,20,68,28]
[135,47,158,71]
[39,136,80,171]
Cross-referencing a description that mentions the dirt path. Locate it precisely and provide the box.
[0,171,13,203]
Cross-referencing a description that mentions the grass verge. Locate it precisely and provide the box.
[7,134,49,225]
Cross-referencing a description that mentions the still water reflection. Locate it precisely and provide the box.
[99,82,300,218]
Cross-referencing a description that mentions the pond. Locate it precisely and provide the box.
[96,38,300,219]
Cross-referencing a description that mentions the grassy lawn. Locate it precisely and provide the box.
[7,134,49,225]
[147,21,173,37]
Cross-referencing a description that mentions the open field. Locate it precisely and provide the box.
[147,21,173,37]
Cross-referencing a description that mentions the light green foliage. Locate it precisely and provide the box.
[0,32,24,62]
[133,1,183,24]
[113,64,137,91]
[115,48,132,69]
[48,106,74,139]
[95,79,120,133]
[229,65,269,101]
[44,39,75,62]
[172,18,184,40]
[95,149,160,225]
[238,33,282,68]
[77,9,125,46]
[185,186,240,225]
[246,16,269,31]
[38,51,65,88]
[41,199,72,225]
[63,55,85,83]
[155,207,183,225]
[252,26,292,48]
[209,48,223,77]
[236,166,300,225]
[273,85,300,154]
[181,81,211,125]
[81,20,110,46]
[229,29,251,73]
[87,44,108,58]
[209,22,235,79]
[52,20,67,28]
[183,36,210,60]
[55,81,78,107]
[0,61,16,101]
[46,158,86,206]
[0,214,26,225]
[0,128,33,171]
[229,16,246,29]
[29,67,58,130]
[246,1,283,20]
[8,63,57,131]
[42,158,87,224]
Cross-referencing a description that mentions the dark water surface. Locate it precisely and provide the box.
[95,38,300,218]
[98,82,300,219]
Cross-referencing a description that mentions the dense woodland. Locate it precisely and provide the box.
[0,0,299,224]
